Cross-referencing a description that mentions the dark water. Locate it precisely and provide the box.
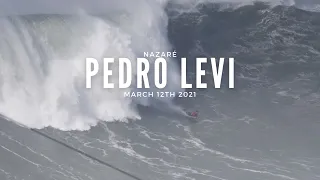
[1,3,320,180]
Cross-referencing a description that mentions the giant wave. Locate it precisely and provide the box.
[0,0,306,131]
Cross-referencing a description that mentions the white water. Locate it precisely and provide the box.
[0,0,296,131]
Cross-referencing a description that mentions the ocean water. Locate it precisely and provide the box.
[0,0,320,180]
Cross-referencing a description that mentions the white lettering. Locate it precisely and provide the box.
[124,91,131,97]
[173,51,177,58]
[211,58,224,88]
[137,58,150,88]
[142,52,177,58]
[229,58,234,88]
[124,92,154,97]
[103,58,114,88]
[86,58,99,88]
[196,58,207,88]
[119,58,132,88]
[181,58,192,88]
[154,58,167,89]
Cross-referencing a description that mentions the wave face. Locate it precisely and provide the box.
[0,0,318,131]
[1,1,320,180]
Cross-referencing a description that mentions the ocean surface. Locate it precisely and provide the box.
[0,0,320,180]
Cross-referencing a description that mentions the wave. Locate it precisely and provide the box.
[0,0,315,131]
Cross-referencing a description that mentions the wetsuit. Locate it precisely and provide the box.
[191,112,198,117]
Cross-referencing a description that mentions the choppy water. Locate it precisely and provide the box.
[1,1,320,180]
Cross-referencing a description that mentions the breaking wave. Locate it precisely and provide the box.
[0,0,311,130]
